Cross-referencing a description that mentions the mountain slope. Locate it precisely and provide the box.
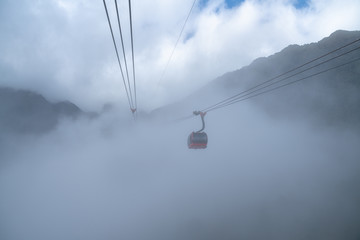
[153,30,360,130]
[0,87,85,135]
[213,30,360,129]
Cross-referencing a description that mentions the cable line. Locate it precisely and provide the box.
[157,0,198,87]
[202,38,360,112]
[102,0,133,110]
[114,0,134,109]
[207,57,360,112]
[170,38,360,123]
[128,0,137,111]
[205,45,360,112]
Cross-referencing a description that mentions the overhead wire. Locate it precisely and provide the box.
[102,0,133,110]
[114,0,134,109]
[207,56,360,112]
[201,37,360,113]
[157,0,198,87]
[128,0,137,112]
[105,0,359,120]
[169,38,360,122]
[204,44,360,112]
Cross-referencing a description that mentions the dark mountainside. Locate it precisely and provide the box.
[153,30,360,131]
[1,30,359,135]
[214,30,360,130]
[0,87,85,135]
[1,31,360,240]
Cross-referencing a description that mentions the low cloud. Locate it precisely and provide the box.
[0,0,359,111]
[1,101,360,239]
[1,1,360,239]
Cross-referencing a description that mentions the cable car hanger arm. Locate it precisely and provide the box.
[193,111,206,133]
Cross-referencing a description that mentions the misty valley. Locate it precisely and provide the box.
[1,30,360,240]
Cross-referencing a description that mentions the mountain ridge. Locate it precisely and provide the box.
[1,30,359,134]
[0,87,89,135]
[152,30,360,131]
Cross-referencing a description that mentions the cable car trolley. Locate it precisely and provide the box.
[187,111,208,149]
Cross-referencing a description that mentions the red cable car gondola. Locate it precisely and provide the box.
[188,131,208,149]
[188,111,208,149]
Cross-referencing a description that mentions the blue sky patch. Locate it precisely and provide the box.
[184,31,195,43]
[198,0,310,10]
[198,0,209,10]
[198,0,244,10]
[293,0,310,9]
[224,0,245,8]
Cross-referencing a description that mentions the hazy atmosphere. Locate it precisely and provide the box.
[1,0,360,110]
[1,0,360,239]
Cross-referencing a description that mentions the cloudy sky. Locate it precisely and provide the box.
[0,0,359,111]
[1,1,360,239]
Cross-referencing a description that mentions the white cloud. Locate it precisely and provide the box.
[0,0,359,111]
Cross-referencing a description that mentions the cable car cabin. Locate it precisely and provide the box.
[188,132,208,149]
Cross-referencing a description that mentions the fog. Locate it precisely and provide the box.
[1,0,360,110]
[1,0,360,238]
[1,99,359,240]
